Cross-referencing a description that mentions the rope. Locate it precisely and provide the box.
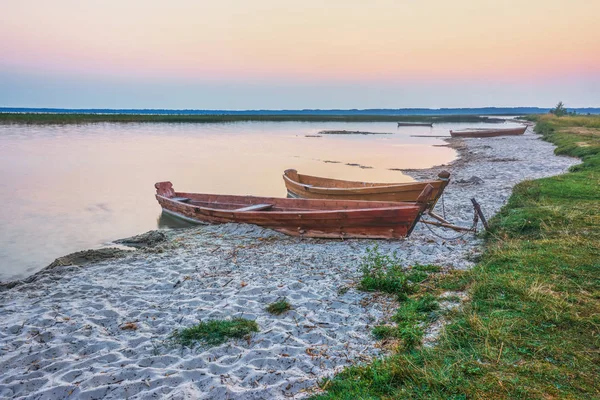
[441,191,446,220]
[421,206,479,241]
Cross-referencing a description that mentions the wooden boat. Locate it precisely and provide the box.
[449,126,526,138]
[155,181,434,239]
[397,122,433,127]
[283,169,450,210]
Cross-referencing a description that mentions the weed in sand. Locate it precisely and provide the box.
[357,246,441,348]
[373,294,440,348]
[170,318,259,347]
[358,246,413,299]
[266,299,292,315]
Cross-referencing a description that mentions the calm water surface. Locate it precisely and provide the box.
[0,120,518,280]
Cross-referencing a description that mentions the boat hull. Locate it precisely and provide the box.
[155,182,433,239]
[449,126,527,138]
[282,169,449,210]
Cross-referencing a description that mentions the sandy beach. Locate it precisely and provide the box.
[0,127,579,399]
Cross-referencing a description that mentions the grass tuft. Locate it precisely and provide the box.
[374,294,440,347]
[357,246,441,348]
[358,245,414,299]
[170,318,259,347]
[266,299,292,315]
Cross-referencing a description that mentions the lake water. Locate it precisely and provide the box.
[0,120,519,281]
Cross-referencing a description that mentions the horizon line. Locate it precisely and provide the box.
[2,106,600,116]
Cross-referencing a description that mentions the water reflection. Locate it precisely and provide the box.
[157,211,198,229]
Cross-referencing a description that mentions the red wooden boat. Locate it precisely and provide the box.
[155,181,434,239]
[449,126,527,138]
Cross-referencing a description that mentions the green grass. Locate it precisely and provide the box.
[357,246,442,348]
[315,114,600,399]
[358,247,444,297]
[0,113,506,125]
[266,299,292,315]
[411,264,442,273]
[170,318,259,347]
[373,294,440,348]
[358,246,414,300]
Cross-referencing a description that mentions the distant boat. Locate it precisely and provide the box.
[397,122,433,127]
[449,126,527,138]
[283,169,450,210]
[155,181,434,239]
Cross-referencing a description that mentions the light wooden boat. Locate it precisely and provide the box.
[283,169,450,211]
[155,182,434,239]
[449,126,526,138]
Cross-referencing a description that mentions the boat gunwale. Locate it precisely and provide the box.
[156,194,423,215]
[282,171,445,195]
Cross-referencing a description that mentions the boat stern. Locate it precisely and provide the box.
[407,184,435,236]
[427,170,451,211]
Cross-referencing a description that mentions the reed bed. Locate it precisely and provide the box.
[0,113,506,125]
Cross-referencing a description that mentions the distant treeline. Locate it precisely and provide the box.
[1,107,598,116]
[0,113,513,125]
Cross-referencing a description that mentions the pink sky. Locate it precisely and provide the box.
[1,0,599,108]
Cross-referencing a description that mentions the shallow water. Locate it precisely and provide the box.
[0,120,520,280]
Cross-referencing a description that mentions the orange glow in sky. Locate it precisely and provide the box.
[1,0,598,107]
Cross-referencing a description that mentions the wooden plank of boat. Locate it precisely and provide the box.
[155,181,434,239]
[449,126,527,138]
[282,169,450,210]
[397,122,433,127]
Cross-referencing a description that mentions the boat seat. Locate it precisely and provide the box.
[171,197,191,203]
[235,203,274,212]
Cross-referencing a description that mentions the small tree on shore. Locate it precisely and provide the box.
[550,101,567,117]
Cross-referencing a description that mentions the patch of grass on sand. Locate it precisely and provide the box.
[358,247,444,298]
[266,299,292,315]
[357,246,442,348]
[358,246,414,300]
[170,318,259,347]
[315,114,600,399]
[372,294,439,348]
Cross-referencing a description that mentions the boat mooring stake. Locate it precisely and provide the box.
[471,198,489,230]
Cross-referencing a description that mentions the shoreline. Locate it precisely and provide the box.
[0,127,580,399]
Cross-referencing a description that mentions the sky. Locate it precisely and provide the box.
[1,0,599,109]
